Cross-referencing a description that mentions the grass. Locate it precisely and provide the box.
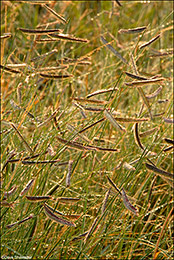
[1,1,173,259]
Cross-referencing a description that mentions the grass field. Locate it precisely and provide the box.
[1,1,173,259]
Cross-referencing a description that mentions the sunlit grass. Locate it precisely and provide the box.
[1,1,173,259]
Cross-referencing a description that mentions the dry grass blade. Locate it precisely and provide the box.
[145,163,173,180]
[134,131,157,160]
[46,183,60,196]
[119,26,146,34]
[123,162,136,171]
[84,144,119,152]
[146,86,163,99]
[139,34,160,49]
[49,33,89,43]
[36,38,60,43]
[134,123,144,150]
[125,78,164,87]
[56,136,96,151]
[125,71,148,81]
[31,49,58,62]
[0,64,21,74]
[93,137,111,143]
[76,105,104,112]
[17,84,22,104]
[139,127,159,138]
[1,150,16,172]
[163,118,174,124]
[44,203,80,219]
[114,117,148,122]
[152,112,165,118]
[10,123,33,154]
[149,49,174,57]
[107,176,122,195]
[73,102,85,111]
[73,97,106,104]
[26,195,52,202]
[164,138,174,145]
[72,231,89,242]
[44,204,76,227]
[20,179,35,196]
[43,4,67,24]
[163,146,174,152]
[36,66,68,72]
[130,53,138,74]
[6,214,34,229]
[101,188,111,214]
[5,63,30,68]
[22,160,68,165]
[104,109,126,132]
[39,73,73,79]
[18,27,62,34]
[44,203,64,216]
[57,197,81,204]
[100,36,128,64]
[121,189,138,216]
[157,99,169,104]
[57,57,91,65]
[115,0,122,6]
[7,152,48,164]
[84,217,98,244]
[86,87,118,98]
[4,186,17,199]
[66,160,73,187]
[0,33,12,39]
[137,87,153,119]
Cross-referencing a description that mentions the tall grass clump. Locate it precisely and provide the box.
[1,1,173,259]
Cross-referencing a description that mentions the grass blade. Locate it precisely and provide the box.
[107,176,121,195]
[125,78,164,87]
[18,27,62,34]
[20,179,35,196]
[44,204,76,227]
[121,189,138,216]
[10,123,33,154]
[26,196,52,202]
[6,214,34,229]
[104,109,126,132]
[119,26,146,34]
[139,34,160,49]
[86,87,118,98]
[43,4,67,24]
[100,36,128,64]
[145,163,173,180]
[49,33,89,43]
[84,217,98,244]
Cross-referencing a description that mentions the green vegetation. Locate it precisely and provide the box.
[1,1,173,259]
